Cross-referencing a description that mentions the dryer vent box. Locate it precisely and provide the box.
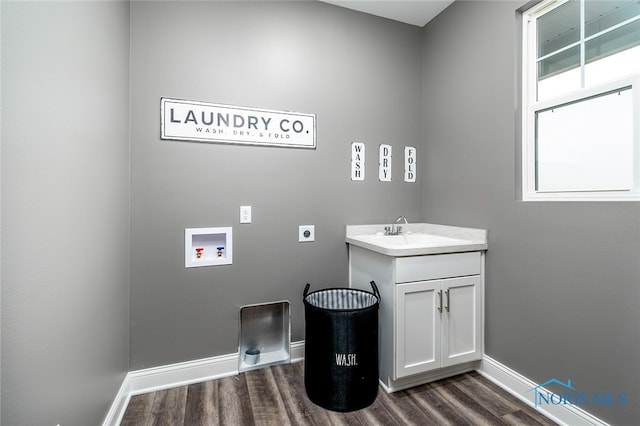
[239,301,291,372]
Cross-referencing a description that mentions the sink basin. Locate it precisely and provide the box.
[355,233,472,249]
[346,223,487,256]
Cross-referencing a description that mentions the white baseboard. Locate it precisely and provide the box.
[477,355,609,426]
[102,341,305,426]
[104,346,608,426]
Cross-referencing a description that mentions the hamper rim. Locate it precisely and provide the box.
[303,287,379,298]
[303,287,380,311]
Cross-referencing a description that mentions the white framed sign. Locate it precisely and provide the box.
[379,144,392,181]
[161,98,316,149]
[351,142,365,181]
[404,146,417,182]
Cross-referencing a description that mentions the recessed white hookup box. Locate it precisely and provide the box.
[185,227,233,268]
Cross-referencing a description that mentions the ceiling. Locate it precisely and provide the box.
[318,0,455,27]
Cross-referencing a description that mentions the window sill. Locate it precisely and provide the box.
[523,191,640,202]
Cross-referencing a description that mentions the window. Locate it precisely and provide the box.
[522,0,640,201]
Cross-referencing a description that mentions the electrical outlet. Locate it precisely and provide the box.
[298,225,315,242]
[240,206,252,224]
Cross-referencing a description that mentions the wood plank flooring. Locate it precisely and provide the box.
[120,362,557,426]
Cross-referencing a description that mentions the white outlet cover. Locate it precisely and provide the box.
[298,225,315,242]
[240,205,252,223]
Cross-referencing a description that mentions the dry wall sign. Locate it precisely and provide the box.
[161,98,316,149]
[379,144,392,181]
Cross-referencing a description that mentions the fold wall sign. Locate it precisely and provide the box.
[161,98,316,149]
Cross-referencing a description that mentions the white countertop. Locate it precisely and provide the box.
[346,223,487,256]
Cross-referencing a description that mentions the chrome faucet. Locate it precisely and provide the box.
[384,215,408,235]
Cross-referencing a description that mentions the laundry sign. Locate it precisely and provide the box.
[161,98,316,149]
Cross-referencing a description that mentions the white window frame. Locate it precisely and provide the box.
[522,0,640,201]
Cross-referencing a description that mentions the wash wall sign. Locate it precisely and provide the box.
[161,98,316,149]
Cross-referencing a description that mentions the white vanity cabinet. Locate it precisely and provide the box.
[348,245,484,393]
[396,274,481,377]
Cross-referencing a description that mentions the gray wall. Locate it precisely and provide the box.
[4,1,635,424]
[421,2,640,424]
[129,1,423,369]
[1,2,130,425]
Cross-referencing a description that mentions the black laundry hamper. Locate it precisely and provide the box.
[303,281,380,412]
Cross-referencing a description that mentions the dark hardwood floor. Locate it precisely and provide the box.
[120,362,557,425]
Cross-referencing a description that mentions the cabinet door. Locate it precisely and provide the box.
[395,280,441,378]
[441,275,482,367]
